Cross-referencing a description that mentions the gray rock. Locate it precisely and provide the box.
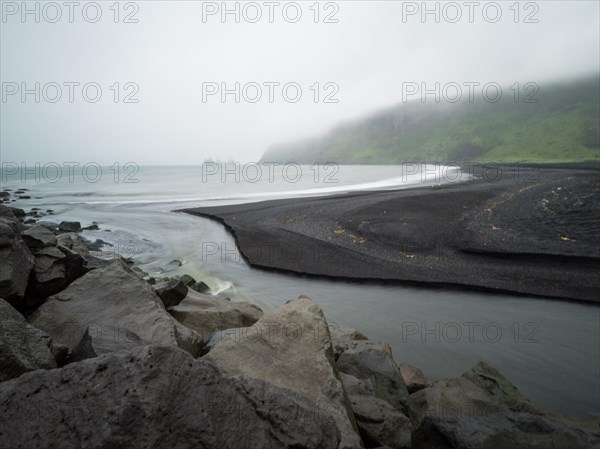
[56,232,90,256]
[177,273,197,286]
[28,260,202,356]
[58,221,81,232]
[169,289,263,342]
[0,345,341,449]
[0,216,34,304]
[410,362,599,449]
[153,279,188,307]
[36,220,59,231]
[201,326,252,355]
[205,295,364,449]
[190,280,211,293]
[331,327,369,341]
[26,245,87,301]
[335,340,413,420]
[351,393,412,449]
[0,298,56,381]
[334,339,414,448]
[412,412,598,449]
[399,363,431,394]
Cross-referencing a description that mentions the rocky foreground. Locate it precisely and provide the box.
[1,203,599,448]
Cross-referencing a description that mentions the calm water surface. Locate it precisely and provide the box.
[2,165,598,418]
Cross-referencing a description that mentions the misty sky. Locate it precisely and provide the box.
[1,1,599,165]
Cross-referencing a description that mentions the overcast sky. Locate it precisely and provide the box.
[1,1,599,165]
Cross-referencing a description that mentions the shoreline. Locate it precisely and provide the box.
[182,164,600,303]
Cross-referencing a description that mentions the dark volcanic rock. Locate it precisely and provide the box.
[205,295,363,449]
[153,279,189,307]
[0,345,341,449]
[412,413,598,449]
[28,261,202,356]
[333,337,414,448]
[58,221,81,232]
[0,298,56,381]
[22,225,58,250]
[169,289,263,342]
[190,280,211,293]
[399,363,431,394]
[177,273,197,287]
[410,361,599,449]
[0,215,34,304]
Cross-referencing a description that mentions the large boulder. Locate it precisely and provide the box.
[169,289,263,342]
[25,244,87,302]
[205,295,364,449]
[340,372,412,449]
[0,298,56,381]
[28,261,202,356]
[58,221,81,232]
[410,362,599,449]
[0,345,341,449]
[333,335,415,448]
[21,225,57,250]
[0,216,34,304]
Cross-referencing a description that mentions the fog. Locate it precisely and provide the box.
[1,1,599,165]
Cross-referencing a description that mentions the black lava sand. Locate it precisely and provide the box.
[182,165,600,302]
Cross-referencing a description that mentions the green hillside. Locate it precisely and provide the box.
[261,76,600,164]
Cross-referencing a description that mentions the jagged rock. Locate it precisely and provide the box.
[153,279,188,307]
[190,280,211,293]
[177,273,197,287]
[0,216,34,304]
[56,232,90,255]
[334,340,413,419]
[333,338,414,448]
[205,295,364,449]
[36,220,59,231]
[399,363,431,394]
[29,246,68,298]
[58,221,81,232]
[412,412,598,449]
[65,327,98,363]
[26,245,87,301]
[0,345,341,449]
[29,261,202,356]
[169,289,263,342]
[0,298,56,381]
[410,362,599,449]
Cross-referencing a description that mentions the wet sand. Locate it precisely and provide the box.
[182,164,600,302]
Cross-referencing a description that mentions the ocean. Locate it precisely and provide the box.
[2,163,598,418]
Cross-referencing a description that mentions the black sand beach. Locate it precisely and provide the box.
[182,164,600,302]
